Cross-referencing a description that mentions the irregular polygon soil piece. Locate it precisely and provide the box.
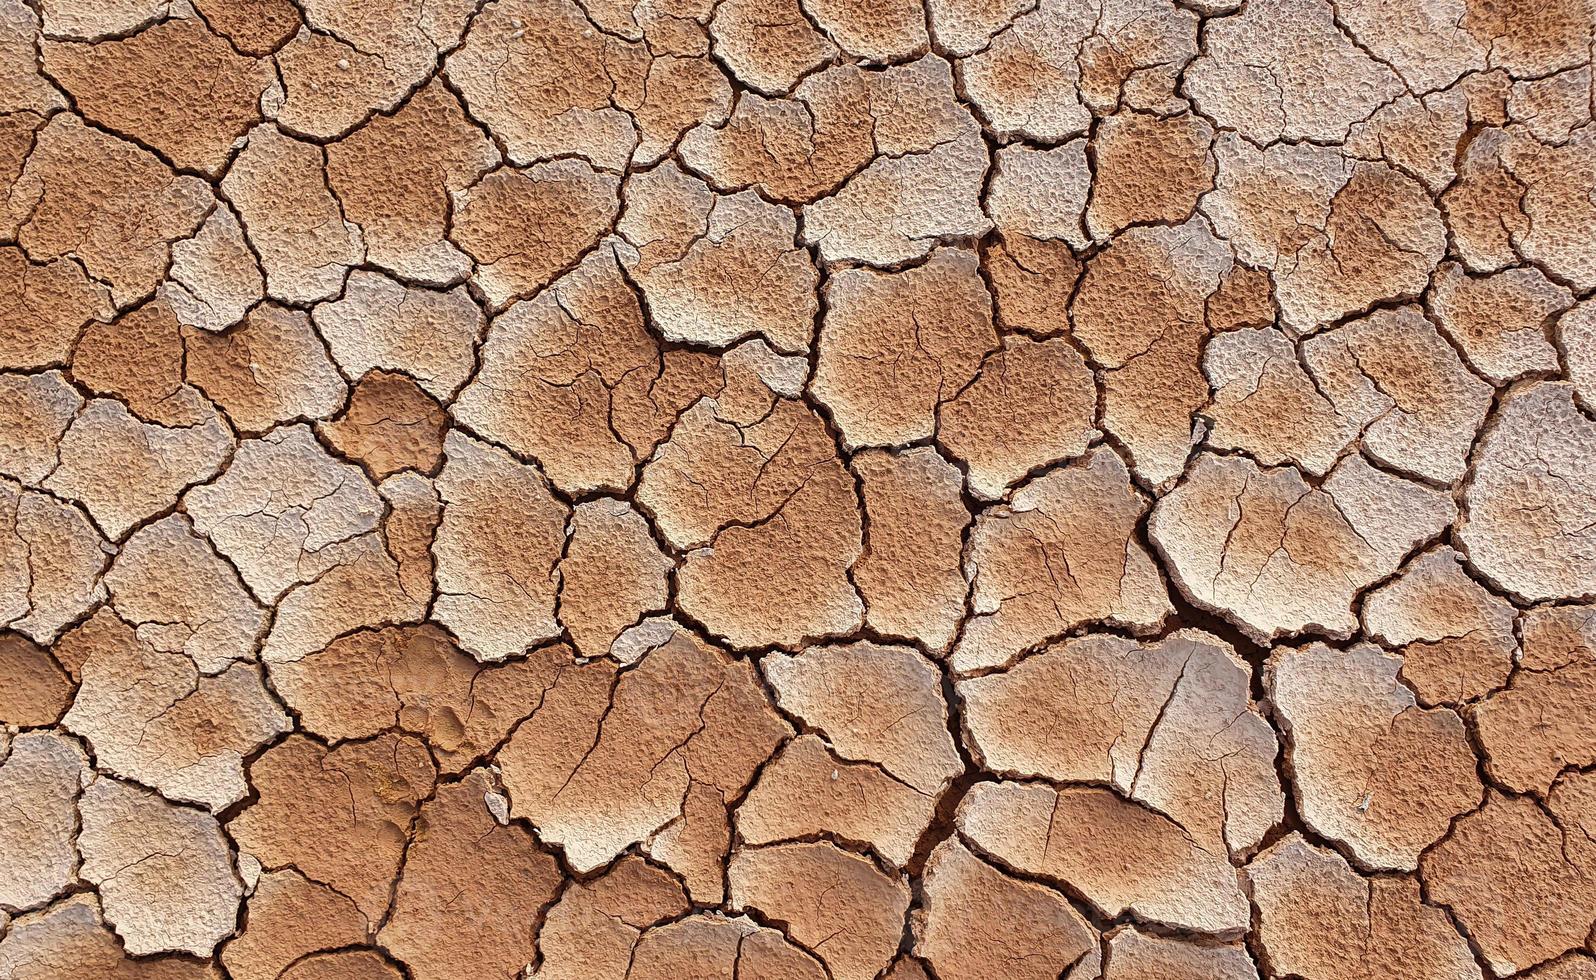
[617,160,818,354]
[4,114,212,308]
[1362,545,1518,705]
[1249,834,1478,980]
[528,856,690,980]
[449,160,620,310]
[801,57,991,266]
[379,470,441,607]
[1346,89,1470,195]
[229,734,436,923]
[1,0,64,114]
[0,246,111,371]
[813,248,996,449]
[105,514,265,673]
[77,776,241,957]
[1474,603,1596,795]
[1072,217,1233,487]
[222,125,363,305]
[710,0,835,94]
[0,731,84,912]
[270,626,567,773]
[0,480,109,643]
[985,141,1091,252]
[953,447,1172,673]
[1499,126,1596,290]
[1458,382,1596,602]
[312,273,483,401]
[160,205,263,334]
[983,233,1081,337]
[802,0,928,61]
[678,63,876,204]
[1087,111,1215,240]
[1421,787,1596,976]
[762,641,964,795]
[913,838,1099,980]
[936,334,1099,501]
[318,371,446,480]
[0,371,80,487]
[625,914,828,980]
[183,304,346,432]
[1269,643,1480,871]
[556,499,672,658]
[380,771,563,980]
[1151,453,1455,643]
[1076,0,1200,113]
[1301,306,1493,485]
[640,396,864,649]
[1103,928,1259,980]
[453,248,656,494]
[0,893,221,980]
[736,734,936,867]
[326,81,499,285]
[0,633,73,726]
[45,398,233,540]
[1186,0,1402,144]
[277,950,404,980]
[1430,262,1569,384]
[445,0,641,170]
[71,301,212,427]
[960,630,1280,856]
[728,841,911,980]
[958,780,1250,935]
[269,0,476,141]
[221,870,370,980]
[498,631,787,873]
[60,610,288,811]
[431,430,568,662]
[851,447,969,653]
[41,17,272,176]
[1562,301,1596,406]
[1441,128,1529,275]
[954,0,1095,142]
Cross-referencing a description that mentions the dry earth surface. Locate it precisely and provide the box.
[1,0,1596,977]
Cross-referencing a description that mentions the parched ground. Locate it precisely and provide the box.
[1,0,1595,977]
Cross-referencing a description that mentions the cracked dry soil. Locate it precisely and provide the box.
[1,0,1596,977]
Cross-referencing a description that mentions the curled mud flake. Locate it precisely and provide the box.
[318,371,447,480]
[183,304,347,433]
[379,771,563,980]
[0,479,110,644]
[325,81,499,287]
[222,125,363,306]
[0,893,222,979]
[4,114,212,310]
[312,272,483,402]
[1457,381,1596,603]
[221,870,370,980]
[953,446,1172,673]
[1474,603,1596,795]
[958,780,1251,935]
[852,447,970,654]
[431,430,568,663]
[557,499,672,658]
[761,641,964,795]
[0,731,85,913]
[228,733,437,923]
[528,856,690,980]
[618,161,818,354]
[449,160,620,312]
[728,841,911,980]
[60,609,289,812]
[812,248,997,450]
[1421,785,1596,976]
[77,775,241,957]
[735,733,937,868]
[1149,453,1455,644]
[1268,642,1481,872]
[0,371,81,487]
[1362,545,1518,706]
[454,248,657,494]
[41,17,275,177]
[1102,928,1259,980]
[1248,834,1478,980]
